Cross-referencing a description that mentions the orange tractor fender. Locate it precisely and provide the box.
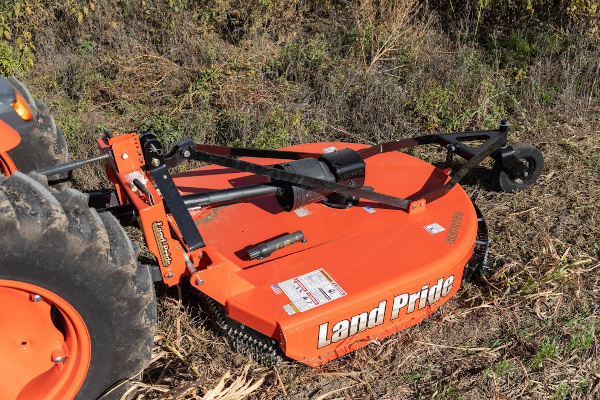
[0,119,20,175]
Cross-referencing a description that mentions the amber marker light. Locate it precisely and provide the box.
[11,91,34,122]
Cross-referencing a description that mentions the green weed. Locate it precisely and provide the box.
[432,380,457,400]
[568,323,596,351]
[532,336,560,368]
[492,355,513,378]
[138,115,188,148]
[0,41,22,76]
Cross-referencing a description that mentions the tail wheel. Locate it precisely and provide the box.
[0,172,156,400]
[6,77,69,186]
[492,142,544,193]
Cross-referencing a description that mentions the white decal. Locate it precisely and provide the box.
[271,284,282,295]
[424,223,445,235]
[322,146,338,153]
[278,269,346,313]
[283,304,298,315]
[124,171,147,191]
[294,207,311,217]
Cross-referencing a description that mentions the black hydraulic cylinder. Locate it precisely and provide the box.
[247,231,305,260]
[182,183,281,209]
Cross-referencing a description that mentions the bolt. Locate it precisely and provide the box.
[121,153,129,160]
[196,277,204,285]
[31,294,43,302]
[411,204,417,209]
[181,148,191,158]
[165,272,174,279]
[523,171,529,177]
[151,158,161,167]
[54,356,64,364]
[420,201,425,207]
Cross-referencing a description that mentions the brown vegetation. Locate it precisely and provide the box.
[1,0,599,398]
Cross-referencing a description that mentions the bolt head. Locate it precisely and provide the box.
[121,153,129,160]
[54,356,64,364]
[196,277,204,285]
[523,171,529,177]
[165,272,175,279]
[32,294,43,302]
[151,158,161,167]
[181,149,191,158]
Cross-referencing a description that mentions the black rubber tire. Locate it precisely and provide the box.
[6,77,69,186]
[492,142,544,193]
[0,172,156,400]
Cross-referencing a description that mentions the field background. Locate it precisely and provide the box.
[2,0,599,399]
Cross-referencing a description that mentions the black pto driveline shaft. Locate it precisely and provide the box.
[182,183,280,209]
[100,182,281,223]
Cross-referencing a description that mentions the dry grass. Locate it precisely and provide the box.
[3,0,599,398]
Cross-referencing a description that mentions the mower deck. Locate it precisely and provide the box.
[172,142,478,365]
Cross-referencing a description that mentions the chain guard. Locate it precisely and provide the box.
[200,293,283,366]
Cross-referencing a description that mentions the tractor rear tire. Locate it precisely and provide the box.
[0,172,156,400]
[6,77,69,186]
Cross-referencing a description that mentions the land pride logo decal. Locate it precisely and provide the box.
[317,275,455,348]
[152,221,172,267]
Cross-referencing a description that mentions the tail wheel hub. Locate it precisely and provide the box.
[0,280,91,400]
